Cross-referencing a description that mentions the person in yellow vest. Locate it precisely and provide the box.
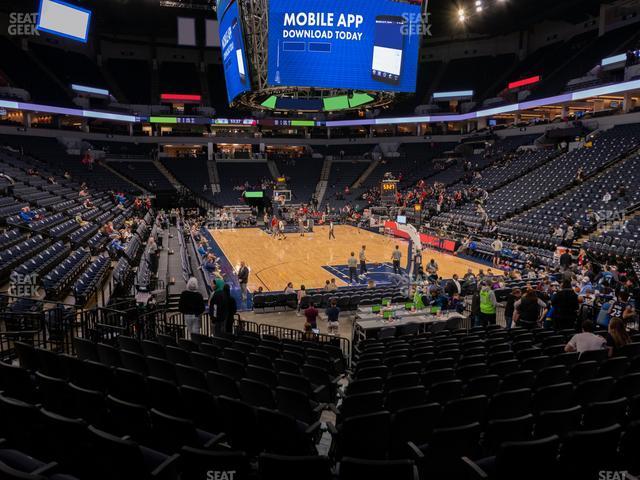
[478,281,497,326]
[413,287,426,310]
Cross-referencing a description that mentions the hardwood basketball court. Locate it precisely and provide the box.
[210,225,489,292]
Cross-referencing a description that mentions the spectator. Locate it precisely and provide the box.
[470,287,481,326]
[551,279,579,330]
[303,322,316,341]
[284,282,295,294]
[179,277,205,337]
[559,249,573,270]
[212,272,225,293]
[514,289,547,329]
[504,287,522,330]
[74,214,88,227]
[221,284,238,334]
[605,317,631,356]
[608,291,635,324]
[109,237,126,258]
[202,253,218,274]
[209,284,225,336]
[327,278,338,291]
[426,258,439,277]
[491,236,503,267]
[565,320,606,353]
[304,301,320,329]
[237,261,249,304]
[445,274,462,296]
[297,285,307,313]
[325,298,340,335]
[478,282,497,326]
[19,207,40,223]
[147,236,158,273]
[428,288,449,309]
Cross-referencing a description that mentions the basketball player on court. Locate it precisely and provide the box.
[348,252,358,284]
[328,220,335,240]
[391,245,402,274]
[359,245,367,275]
[298,215,305,237]
[278,218,287,240]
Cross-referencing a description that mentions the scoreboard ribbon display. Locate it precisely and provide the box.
[267,0,422,92]
[381,179,398,203]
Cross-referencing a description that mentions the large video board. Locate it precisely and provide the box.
[218,0,252,103]
[267,0,422,92]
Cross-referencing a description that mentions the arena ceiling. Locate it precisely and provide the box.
[0,0,607,39]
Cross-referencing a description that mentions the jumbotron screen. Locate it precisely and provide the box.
[267,0,422,92]
[217,0,252,103]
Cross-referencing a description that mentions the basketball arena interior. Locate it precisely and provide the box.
[2,0,640,478]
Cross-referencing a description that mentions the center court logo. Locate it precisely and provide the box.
[7,12,40,36]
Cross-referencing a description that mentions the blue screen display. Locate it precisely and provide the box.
[268,0,422,92]
[217,0,251,103]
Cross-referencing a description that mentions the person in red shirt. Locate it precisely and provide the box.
[304,302,320,329]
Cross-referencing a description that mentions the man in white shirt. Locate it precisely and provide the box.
[565,320,606,353]
[359,245,367,275]
[391,245,402,275]
[491,237,503,267]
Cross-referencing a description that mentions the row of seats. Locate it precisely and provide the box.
[254,286,408,312]
[0,390,418,480]
[499,153,640,249]
[0,235,49,283]
[72,255,111,305]
[430,124,640,238]
[12,241,70,280]
[42,249,91,299]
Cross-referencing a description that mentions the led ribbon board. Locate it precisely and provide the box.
[160,94,202,102]
[71,84,109,97]
[508,75,541,90]
[1,78,640,126]
[433,90,474,100]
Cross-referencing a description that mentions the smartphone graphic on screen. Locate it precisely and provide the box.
[231,17,246,83]
[371,15,405,85]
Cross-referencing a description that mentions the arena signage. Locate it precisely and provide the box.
[267,0,422,92]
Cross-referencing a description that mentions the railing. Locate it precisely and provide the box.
[0,293,132,361]
[257,323,352,366]
[165,312,212,338]
[462,295,507,328]
[176,218,193,283]
[1,293,349,365]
